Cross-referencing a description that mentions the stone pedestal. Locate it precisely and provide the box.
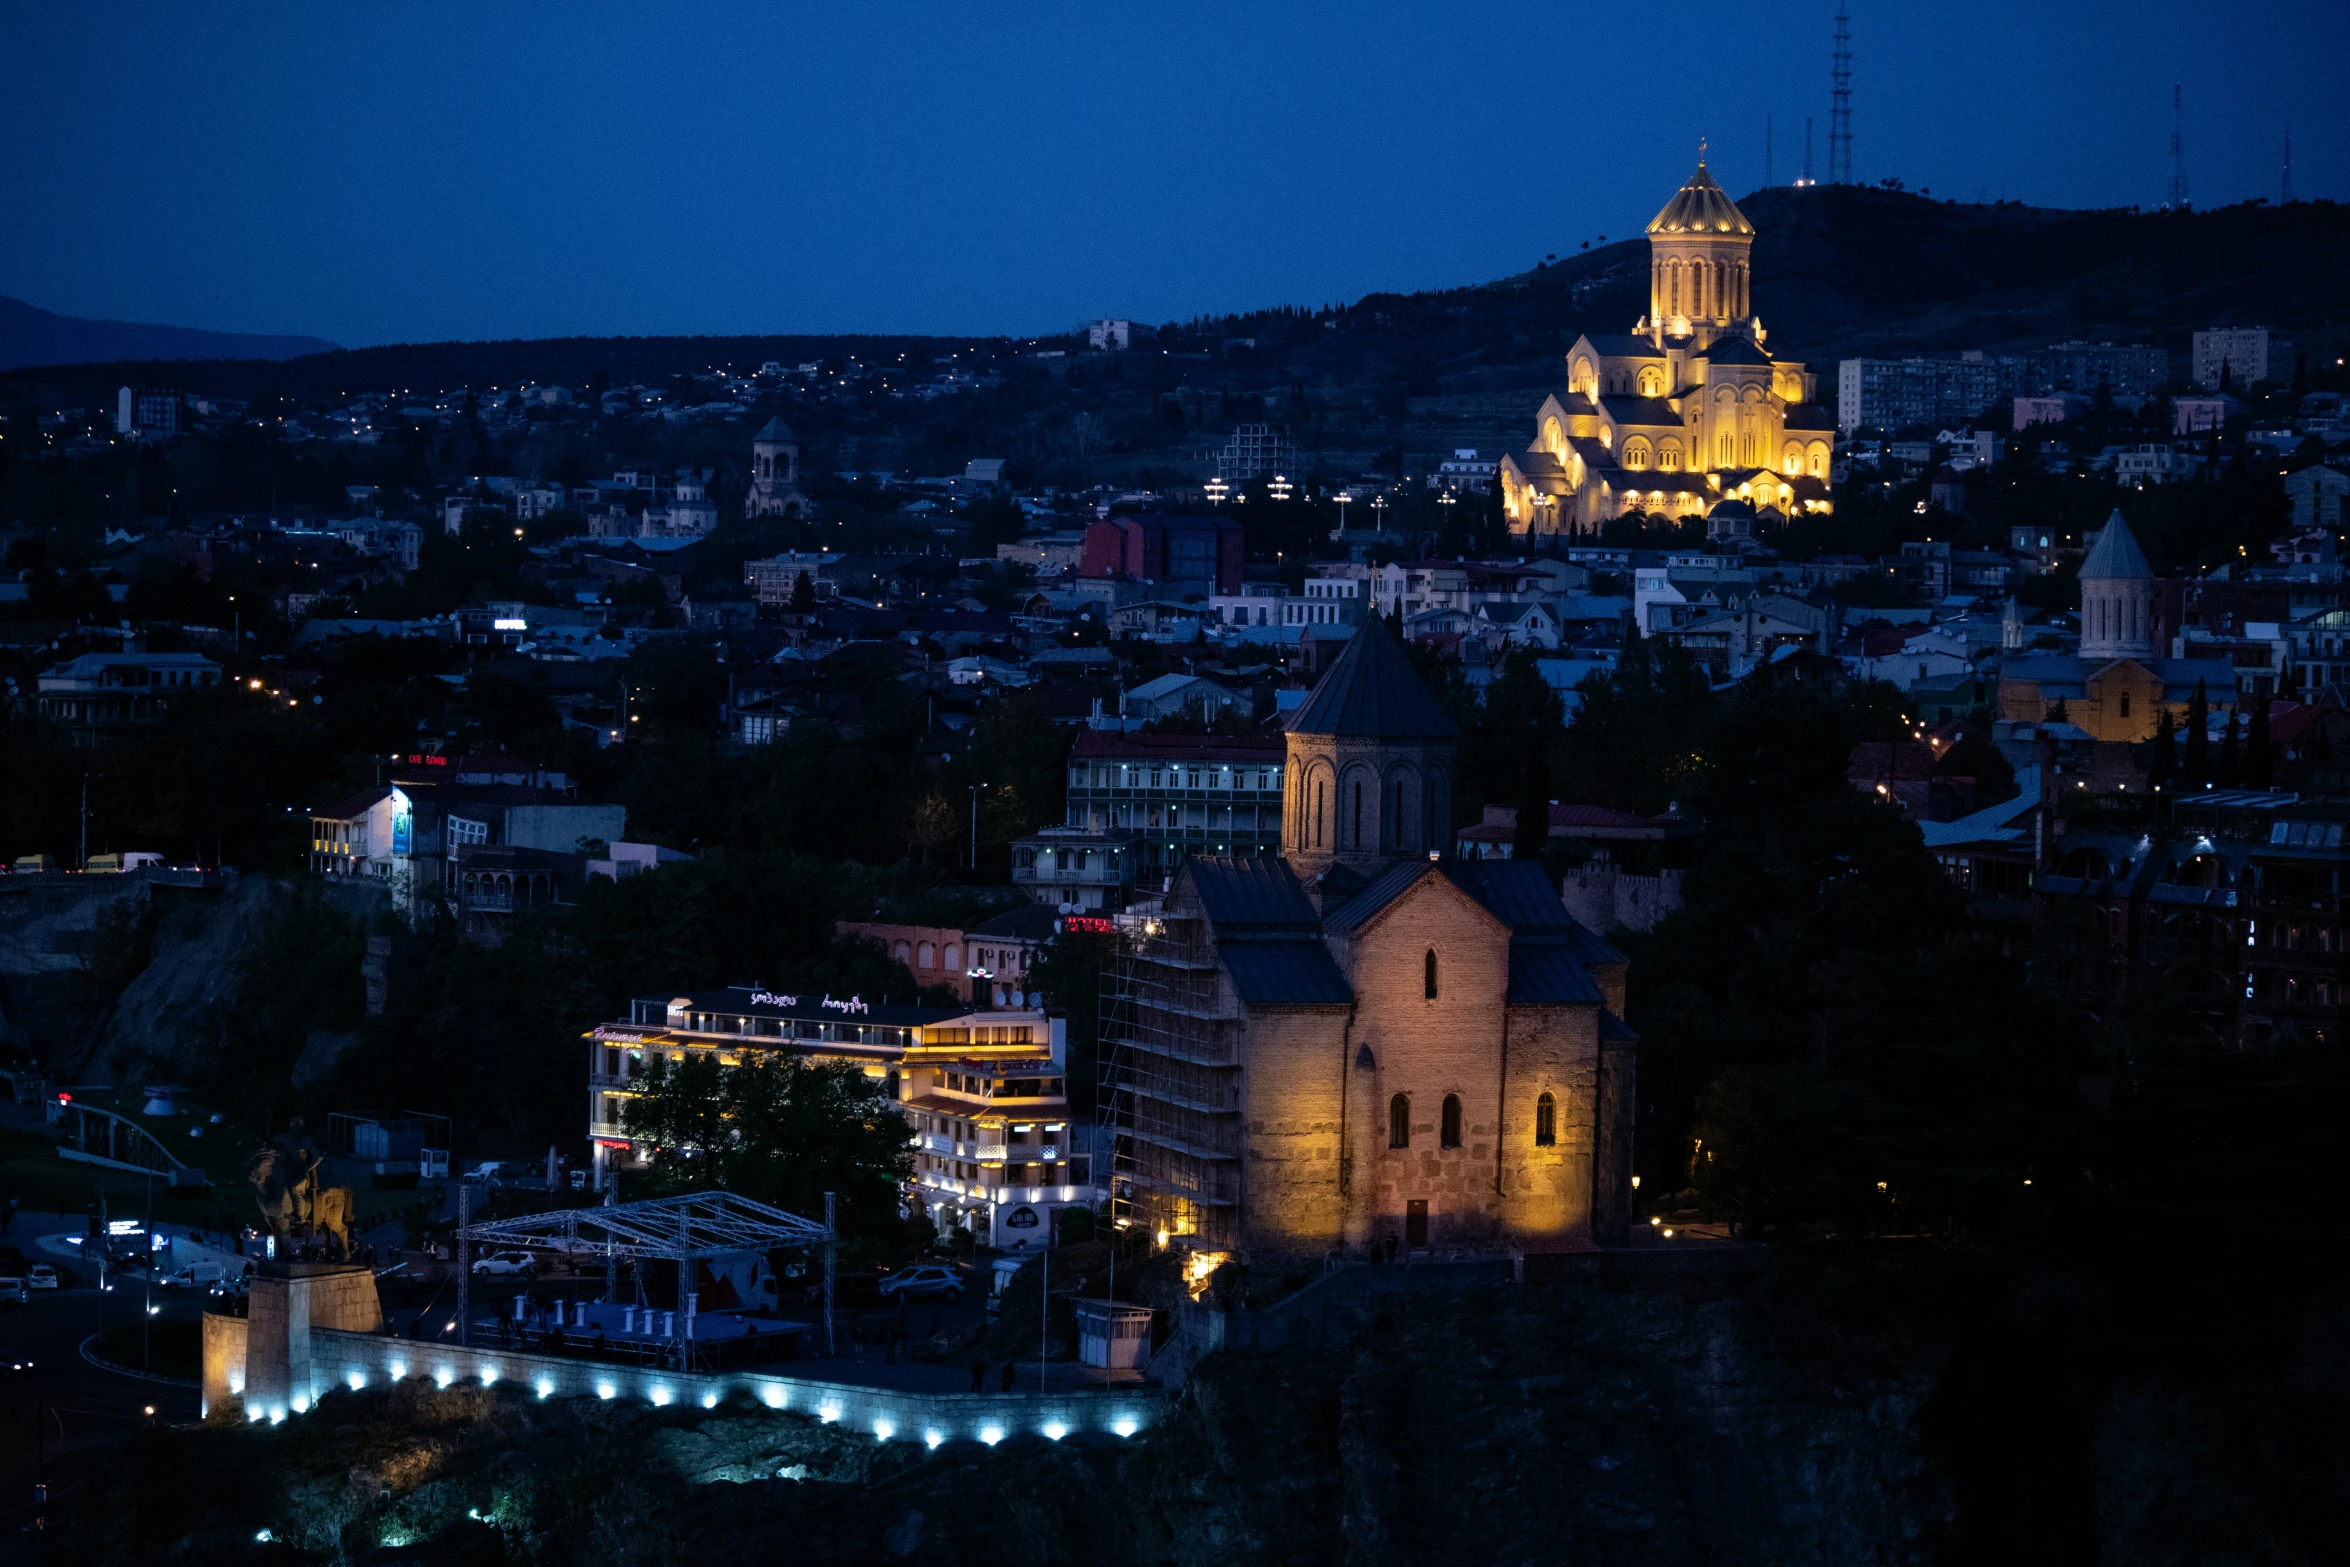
[230,1262,383,1419]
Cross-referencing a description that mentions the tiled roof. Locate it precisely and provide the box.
[1504,942,1605,1004]
[1184,856,1321,930]
[1284,616,1460,739]
[753,416,798,443]
[2080,510,2153,581]
[316,787,391,821]
[965,903,1063,941]
[1222,939,1352,1005]
[1699,337,1772,366]
[1598,395,1682,425]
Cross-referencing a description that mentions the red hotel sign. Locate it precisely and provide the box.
[1059,916,1115,934]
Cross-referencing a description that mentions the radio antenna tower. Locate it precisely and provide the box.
[2281,129,2293,205]
[1801,117,1816,186]
[1828,5,1853,184]
[2165,84,2189,210]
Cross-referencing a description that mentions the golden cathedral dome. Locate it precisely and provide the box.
[1647,161,1754,237]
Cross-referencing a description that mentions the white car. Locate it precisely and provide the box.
[471,1251,538,1278]
[877,1264,963,1302]
[158,1263,227,1290]
[25,1264,58,1291]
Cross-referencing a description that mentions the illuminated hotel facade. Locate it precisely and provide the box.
[588,987,1099,1247]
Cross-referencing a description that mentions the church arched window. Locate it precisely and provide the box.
[1389,1094,1411,1149]
[1535,1092,1557,1147]
[1659,440,1680,471]
[1623,438,1651,470]
[1784,443,1802,474]
[1809,442,1829,477]
[1440,1095,1463,1148]
[1424,948,1438,999]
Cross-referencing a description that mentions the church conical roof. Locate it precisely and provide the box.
[753,416,798,443]
[1285,616,1459,739]
[2080,509,2153,580]
[1648,161,1755,237]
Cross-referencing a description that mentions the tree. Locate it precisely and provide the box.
[789,570,815,613]
[2245,693,2273,788]
[622,1052,914,1255]
[2148,709,2177,790]
[2216,707,2241,788]
[2183,679,2210,789]
[906,794,956,865]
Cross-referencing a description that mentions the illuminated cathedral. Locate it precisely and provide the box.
[1499,155,1837,536]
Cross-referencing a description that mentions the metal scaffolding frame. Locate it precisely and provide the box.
[456,1189,837,1352]
[1099,911,1245,1246]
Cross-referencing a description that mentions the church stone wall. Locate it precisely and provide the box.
[1342,879,1515,1251]
[1495,1006,1602,1250]
[1235,1006,1350,1257]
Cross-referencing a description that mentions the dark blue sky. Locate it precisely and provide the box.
[3,2,2340,347]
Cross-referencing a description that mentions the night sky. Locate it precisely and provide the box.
[3,2,2341,347]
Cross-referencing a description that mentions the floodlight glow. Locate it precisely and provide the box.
[978,1423,1004,1446]
[596,1382,617,1400]
[268,1406,287,1424]
[347,1372,367,1391]
[873,1418,895,1442]
[1112,1416,1138,1437]
[387,1361,406,1380]
[536,1379,554,1399]
[648,1386,672,1407]
[761,1385,787,1409]
[247,1407,265,1423]
[700,1391,718,1409]
[1041,1419,1067,1441]
[817,1401,841,1424]
[289,1393,310,1413]
[434,1369,454,1389]
[923,1428,944,1449]
[479,1366,498,1386]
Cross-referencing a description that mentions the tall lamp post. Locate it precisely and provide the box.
[968,782,989,870]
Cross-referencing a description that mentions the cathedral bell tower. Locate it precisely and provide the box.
[1281,617,1459,887]
[1644,151,1757,351]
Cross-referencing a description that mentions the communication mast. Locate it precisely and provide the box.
[1828,5,1853,184]
[2165,84,2189,211]
[1799,117,1816,187]
[2281,129,2293,206]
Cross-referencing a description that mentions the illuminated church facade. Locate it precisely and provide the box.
[1500,158,1837,536]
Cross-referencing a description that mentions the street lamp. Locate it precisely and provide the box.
[1269,474,1293,504]
[1333,490,1352,532]
[1205,476,1229,507]
[1371,494,1388,533]
[968,782,989,870]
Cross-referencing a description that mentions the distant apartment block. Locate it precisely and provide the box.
[1429,449,1498,494]
[1212,422,1291,483]
[1087,318,1134,350]
[2031,341,2168,400]
[115,386,180,439]
[2193,327,2293,390]
[1837,357,2005,433]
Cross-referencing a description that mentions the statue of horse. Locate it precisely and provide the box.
[247,1146,357,1260]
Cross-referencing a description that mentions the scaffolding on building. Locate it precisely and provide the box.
[1097,908,1245,1247]
[1211,423,1293,484]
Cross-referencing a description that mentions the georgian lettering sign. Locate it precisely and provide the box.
[748,991,799,1008]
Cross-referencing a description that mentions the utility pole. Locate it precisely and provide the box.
[822,1191,836,1357]
[1802,117,1815,186]
[456,1179,471,1347]
[2281,129,2293,206]
[79,775,88,871]
[143,1173,154,1372]
[1039,1240,1049,1395]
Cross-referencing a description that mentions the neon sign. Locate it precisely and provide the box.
[748,991,800,1008]
[820,995,869,1015]
[1060,916,1115,934]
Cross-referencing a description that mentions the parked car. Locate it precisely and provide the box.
[466,1161,513,1181]
[25,1264,58,1291]
[877,1264,963,1302]
[0,1277,28,1306]
[471,1251,538,1278]
[158,1262,227,1290]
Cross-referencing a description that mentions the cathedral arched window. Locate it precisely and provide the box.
[1440,1095,1463,1149]
[1784,443,1802,474]
[1638,366,1663,396]
[1535,1092,1557,1147]
[1424,948,1438,999]
[1623,439,1651,470]
[1389,1094,1411,1149]
[1808,442,1829,477]
[1659,441,1680,471]
[1692,262,1708,317]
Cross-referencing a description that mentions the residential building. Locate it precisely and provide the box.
[1086,319,1134,350]
[1209,583,1291,629]
[2173,394,2242,434]
[2115,444,2206,486]
[115,386,180,439]
[1011,827,1139,912]
[1117,674,1250,726]
[35,652,221,745]
[2193,327,2293,390]
[1837,357,2005,434]
[1287,571,1364,627]
[309,759,625,917]
[743,550,841,607]
[586,989,1096,1244]
[1429,449,1499,493]
[1212,422,1291,483]
[1079,512,1244,595]
[1100,617,1634,1257]
[1499,160,1837,535]
[2031,341,2168,400]
[964,903,1060,1009]
[836,922,972,994]
[1453,802,1701,933]
[2014,394,2090,430]
[1063,730,1286,877]
[2284,465,2348,531]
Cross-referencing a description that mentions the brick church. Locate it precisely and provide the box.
[1103,617,1637,1259]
